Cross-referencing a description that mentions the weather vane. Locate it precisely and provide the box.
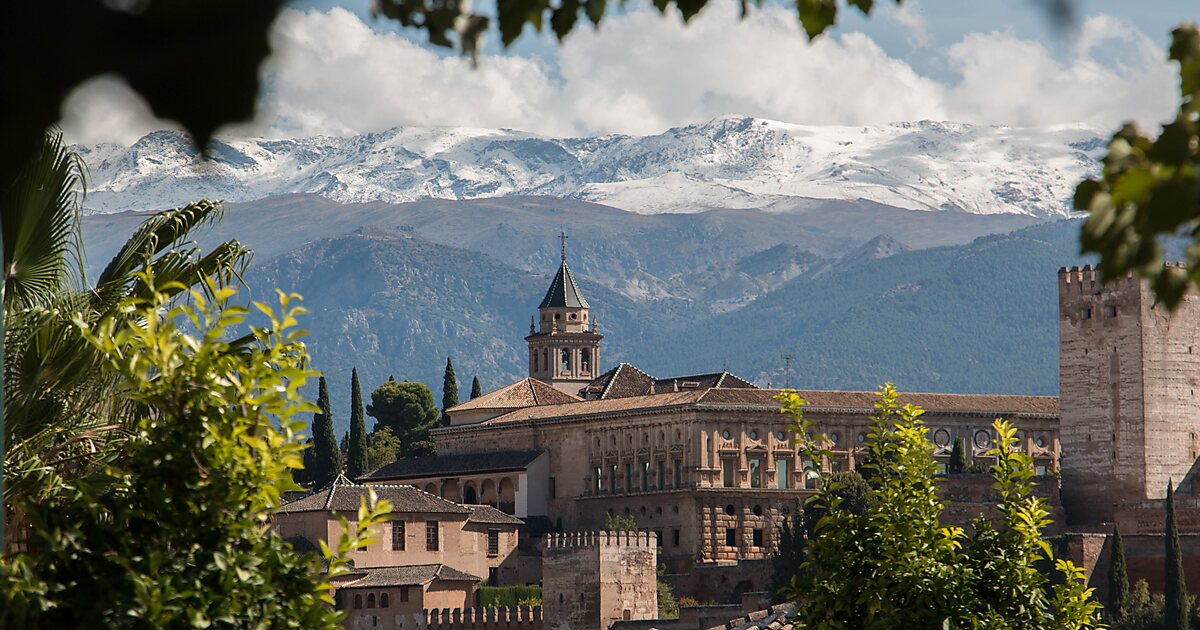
[559,228,569,262]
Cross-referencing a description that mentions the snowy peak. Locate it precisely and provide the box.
[75,117,1105,219]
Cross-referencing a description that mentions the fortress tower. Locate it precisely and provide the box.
[526,232,603,395]
[542,531,658,630]
[1058,264,1200,525]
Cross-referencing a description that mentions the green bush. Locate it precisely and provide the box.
[478,585,542,607]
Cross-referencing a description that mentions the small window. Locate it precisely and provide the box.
[381,593,390,609]
[725,528,738,547]
[777,458,789,489]
[1036,437,1046,448]
[488,529,500,557]
[400,588,409,603]
[549,476,556,498]
[749,430,758,440]
[367,593,376,609]
[672,529,680,547]
[673,460,682,488]
[392,520,405,551]
[642,461,649,492]
[857,432,867,444]
[830,432,840,444]
[752,504,763,516]
[722,459,735,488]
[354,594,362,609]
[776,431,786,441]
[657,461,666,489]
[595,467,603,492]
[725,504,736,516]
[489,567,498,583]
[569,313,576,320]
[722,430,731,440]
[752,529,764,547]
[561,348,571,372]
[1081,307,1092,320]
[426,521,439,551]
[610,465,618,495]
[581,348,591,374]
[749,458,762,488]
[1106,305,1118,317]
[625,463,633,493]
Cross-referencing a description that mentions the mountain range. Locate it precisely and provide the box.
[74,116,1104,218]
[75,117,1107,435]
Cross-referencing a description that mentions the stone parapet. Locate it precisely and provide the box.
[384,606,543,629]
[544,530,658,549]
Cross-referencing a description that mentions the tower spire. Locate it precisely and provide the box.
[559,228,568,262]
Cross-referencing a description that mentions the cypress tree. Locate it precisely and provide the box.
[948,436,966,474]
[310,376,342,488]
[471,376,482,400]
[1166,480,1189,630]
[294,438,315,485]
[339,430,348,457]
[1108,524,1130,622]
[441,357,459,425]
[346,368,368,479]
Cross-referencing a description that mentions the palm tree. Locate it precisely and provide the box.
[2,132,252,547]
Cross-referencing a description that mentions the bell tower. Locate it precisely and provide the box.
[527,231,603,395]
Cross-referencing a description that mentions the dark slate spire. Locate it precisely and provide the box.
[539,260,590,309]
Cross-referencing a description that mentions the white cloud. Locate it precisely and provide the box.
[58,5,1179,145]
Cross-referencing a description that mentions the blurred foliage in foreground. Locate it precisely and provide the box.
[0,276,387,628]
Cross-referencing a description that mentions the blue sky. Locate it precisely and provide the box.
[62,1,1198,143]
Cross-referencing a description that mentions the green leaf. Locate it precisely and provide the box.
[797,0,837,39]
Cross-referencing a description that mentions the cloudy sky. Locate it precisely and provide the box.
[61,0,1195,144]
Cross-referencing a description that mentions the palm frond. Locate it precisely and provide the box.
[1,130,86,308]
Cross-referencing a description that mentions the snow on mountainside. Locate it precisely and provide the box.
[75,116,1105,218]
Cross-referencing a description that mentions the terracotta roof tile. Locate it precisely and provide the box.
[449,378,581,413]
[698,388,1059,416]
[466,505,524,525]
[341,564,480,588]
[484,390,708,424]
[278,479,469,514]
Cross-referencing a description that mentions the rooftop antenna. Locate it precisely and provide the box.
[781,353,796,389]
[558,227,569,262]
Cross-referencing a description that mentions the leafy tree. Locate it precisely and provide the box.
[3,134,251,544]
[0,276,388,627]
[1167,480,1190,630]
[310,376,343,488]
[778,384,1103,629]
[1113,580,1166,630]
[769,470,873,602]
[471,376,483,400]
[605,512,638,532]
[949,435,968,474]
[346,367,369,479]
[364,426,404,474]
[1109,524,1131,622]
[366,379,439,457]
[442,357,458,425]
[1076,25,1200,311]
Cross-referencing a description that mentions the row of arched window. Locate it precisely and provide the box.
[532,347,591,374]
[343,589,409,610]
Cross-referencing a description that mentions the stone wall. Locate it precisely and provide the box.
[364,606,542,630]
[1058,264,1200,525]
[543,531,659,630]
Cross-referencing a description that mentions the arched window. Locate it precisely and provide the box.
[354,595,362,609]
[367,593,376,608]
[532,350,538,372]
[542,349,548,371]
[581,348,591,374]
[561,348,571,372]
[381,593,390,608]
[463,485,477,504]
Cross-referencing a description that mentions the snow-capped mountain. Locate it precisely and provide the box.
[75,116,1105,218]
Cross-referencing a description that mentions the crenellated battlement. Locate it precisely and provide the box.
[543,530,658,549]
[351,606,543,630]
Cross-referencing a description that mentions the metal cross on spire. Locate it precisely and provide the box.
[559,228,568,262]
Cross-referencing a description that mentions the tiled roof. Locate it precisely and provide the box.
[708,603,798,630]
[472,387,1058,427]
[341,564,480,588]
[698,388,1059,416]
[361,449,546,481]
[466,505,524,525]
[449,377,581,412]
[277,479,469,514]
[484,390,708,424]
[539,261,590,309]
[579,363,758,400]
